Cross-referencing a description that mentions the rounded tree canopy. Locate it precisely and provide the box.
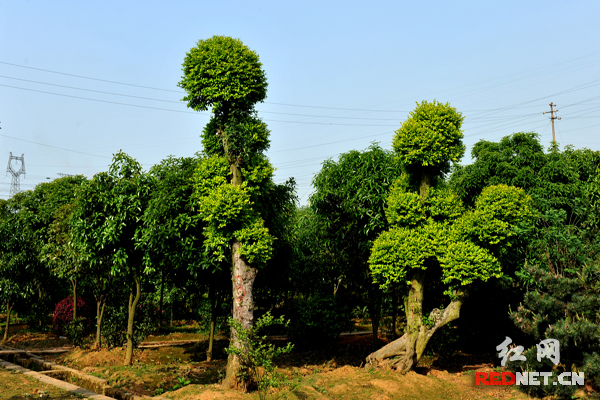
[179,36,268,118]
[393,100,465,179]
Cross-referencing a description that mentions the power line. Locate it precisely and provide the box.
[2,62,599,124]
[0,133,111,159]
[0,61,182,93]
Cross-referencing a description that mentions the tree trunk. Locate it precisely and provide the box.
[367,284,382,348]
[391,285,398,339]
[3,302,12,342]
[222,239,258,390]
[95,297,106,348]
[207,281,216,362]
[71,279,77,321]
[124,275,141,365]
[365,272,468,373]
[158,269,164,334]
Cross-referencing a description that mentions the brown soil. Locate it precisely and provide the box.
[4,330,591,400]
[1,331,71,349]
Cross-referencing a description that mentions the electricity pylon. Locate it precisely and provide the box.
[6,152,26,197]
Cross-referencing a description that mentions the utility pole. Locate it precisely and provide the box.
[543,102,561,143]
[6,152,26,197]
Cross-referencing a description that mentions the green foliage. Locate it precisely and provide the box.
[288,207,341,294]
[101,295,158,348]
[422,186,465,223]
[202,114,271,164]
[234,219,274,265]
[171,376,191,391]
[141,156,204,275]
[72,151,151,276]
[179,36,267,119]
[194,155,274,267]
[288,294,353,348]
[310,143,402,246]
[63,317,87,347]
[386,190,425,227]
[226,312,295,399]
[438,240,501,289]
[0,194,41,317]
[392,100,465,179]
[371,183,533,291]
[450,132,600,219]
[193,155,230,198]
[369,225,436,289]
[508,209,600,394]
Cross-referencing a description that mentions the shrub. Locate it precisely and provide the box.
[101,295,158,348]
[288,294,352,348]
[226,312,296,399]
[63,317,87,346]
[52,296,92,335]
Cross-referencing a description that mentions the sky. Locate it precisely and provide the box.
[1,1,599,203]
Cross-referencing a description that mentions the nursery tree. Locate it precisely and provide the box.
[43,203,82,320]
[450,132,600,215]
[366,101,535,372]
[35,176,89,321]
[72,152,151,363]
[180,36,285,389]
[309,143,403,346]
[140,156,219,354]
[0,194,38,340]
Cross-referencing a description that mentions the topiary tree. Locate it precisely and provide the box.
[365,101,535,373]
[180,36,294,389]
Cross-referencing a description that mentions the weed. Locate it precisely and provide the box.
[171,376,191,390]
[313,385,327,394]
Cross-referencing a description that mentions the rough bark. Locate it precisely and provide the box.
[95,297,106,348]
[207,282,216,362]
[124,275,141,365]
[365,275,468,373]
[222,239,258,390]
[3,302,12,341]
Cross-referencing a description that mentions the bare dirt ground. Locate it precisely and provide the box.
[1,330,592,400]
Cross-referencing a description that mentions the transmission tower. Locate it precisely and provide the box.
[6,152,26,197]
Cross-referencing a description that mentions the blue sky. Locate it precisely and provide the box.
[1,1,599,203]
